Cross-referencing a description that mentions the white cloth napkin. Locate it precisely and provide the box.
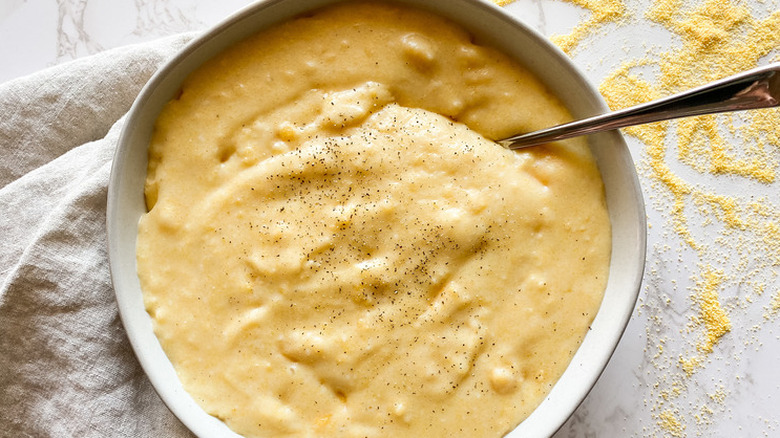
[0,34,197,438]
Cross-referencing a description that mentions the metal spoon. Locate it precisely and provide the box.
[498,63,780,150]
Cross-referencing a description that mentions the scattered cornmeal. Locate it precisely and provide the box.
[550,0,628,54]
[658,409,685,438]
[553,0,778,435]
[137,2,612,437]
[693,268,731,354]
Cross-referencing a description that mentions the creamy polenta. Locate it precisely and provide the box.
[136,2,611,437]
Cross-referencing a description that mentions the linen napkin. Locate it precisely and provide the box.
[0,34,197,438]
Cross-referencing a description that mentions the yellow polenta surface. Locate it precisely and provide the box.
[137,2,611,437]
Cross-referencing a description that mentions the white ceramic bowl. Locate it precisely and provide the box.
[107,0,646,437]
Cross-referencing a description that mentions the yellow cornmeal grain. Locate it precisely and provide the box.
[695,403,714,426]
[598,65,699,250]
[644,0,780,185]
[771,292,780,315]
[659,380,683,401]
[554,0,779,435]
[550,0,627,53]
[658,409,685,437]
[491,0,516,5]
[679,355,701,377]
[676,115,775,183]
[709,386,728,404]
[694,268,731,353]
[645,0,681,24]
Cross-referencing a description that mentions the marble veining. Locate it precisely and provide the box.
[0,0,252,82]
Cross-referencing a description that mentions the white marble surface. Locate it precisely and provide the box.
[0,0,254,83]
[3,0,779,437]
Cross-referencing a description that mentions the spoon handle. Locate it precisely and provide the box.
[498,63,780,150]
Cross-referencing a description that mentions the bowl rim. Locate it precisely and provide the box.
[107,0,647,437]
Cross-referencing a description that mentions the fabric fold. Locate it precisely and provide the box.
[0,34,197,438]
